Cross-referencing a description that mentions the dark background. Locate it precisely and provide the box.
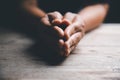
[105,0,120,23]
[0,0,120,23]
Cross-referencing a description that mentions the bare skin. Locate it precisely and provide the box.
[19,0,109,56]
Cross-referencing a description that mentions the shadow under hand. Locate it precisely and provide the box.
[1,21,66,66]
[0,14,66,66]
[26,39,66,65]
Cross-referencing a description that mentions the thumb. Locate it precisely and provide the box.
[48,11,63,26]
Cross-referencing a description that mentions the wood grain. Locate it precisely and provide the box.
[0,24,120,80]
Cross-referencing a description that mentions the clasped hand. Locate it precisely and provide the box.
[40,11,85,56]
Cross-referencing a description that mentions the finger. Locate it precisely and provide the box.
[63,12,76,23]
[59,39,65,56]
[64,32,83,56]
[64,22,84,40]
[60,12,76,30]
[48,11,63,25]
[61,19,71,29]
[40,15,51,26]
[73,15,86,29]
[52,19,62,26]
[40,25,64,40]
[60,19,71,30]
[65,46,76,57]
[53,26,64,38]
[59,39,64,48]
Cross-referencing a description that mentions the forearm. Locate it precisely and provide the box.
[78,4,109,32]
[19,0,46,19]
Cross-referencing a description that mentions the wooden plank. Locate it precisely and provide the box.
[0,24,120,80]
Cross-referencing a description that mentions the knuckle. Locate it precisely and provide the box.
[53,11,62,18]
[76,34,81,41]
[54,11,61,15]
[73,23,80,31]
[47,12,53,15]
[74,22,84,32]
[54,11,59,14]
[74,24,79,31]
[66,12,72,16]
[71,38,76,46]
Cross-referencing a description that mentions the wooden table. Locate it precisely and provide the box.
[0,24,120,80]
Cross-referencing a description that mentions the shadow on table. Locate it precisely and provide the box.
[27,42,66,65]
[0,17,66,66]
